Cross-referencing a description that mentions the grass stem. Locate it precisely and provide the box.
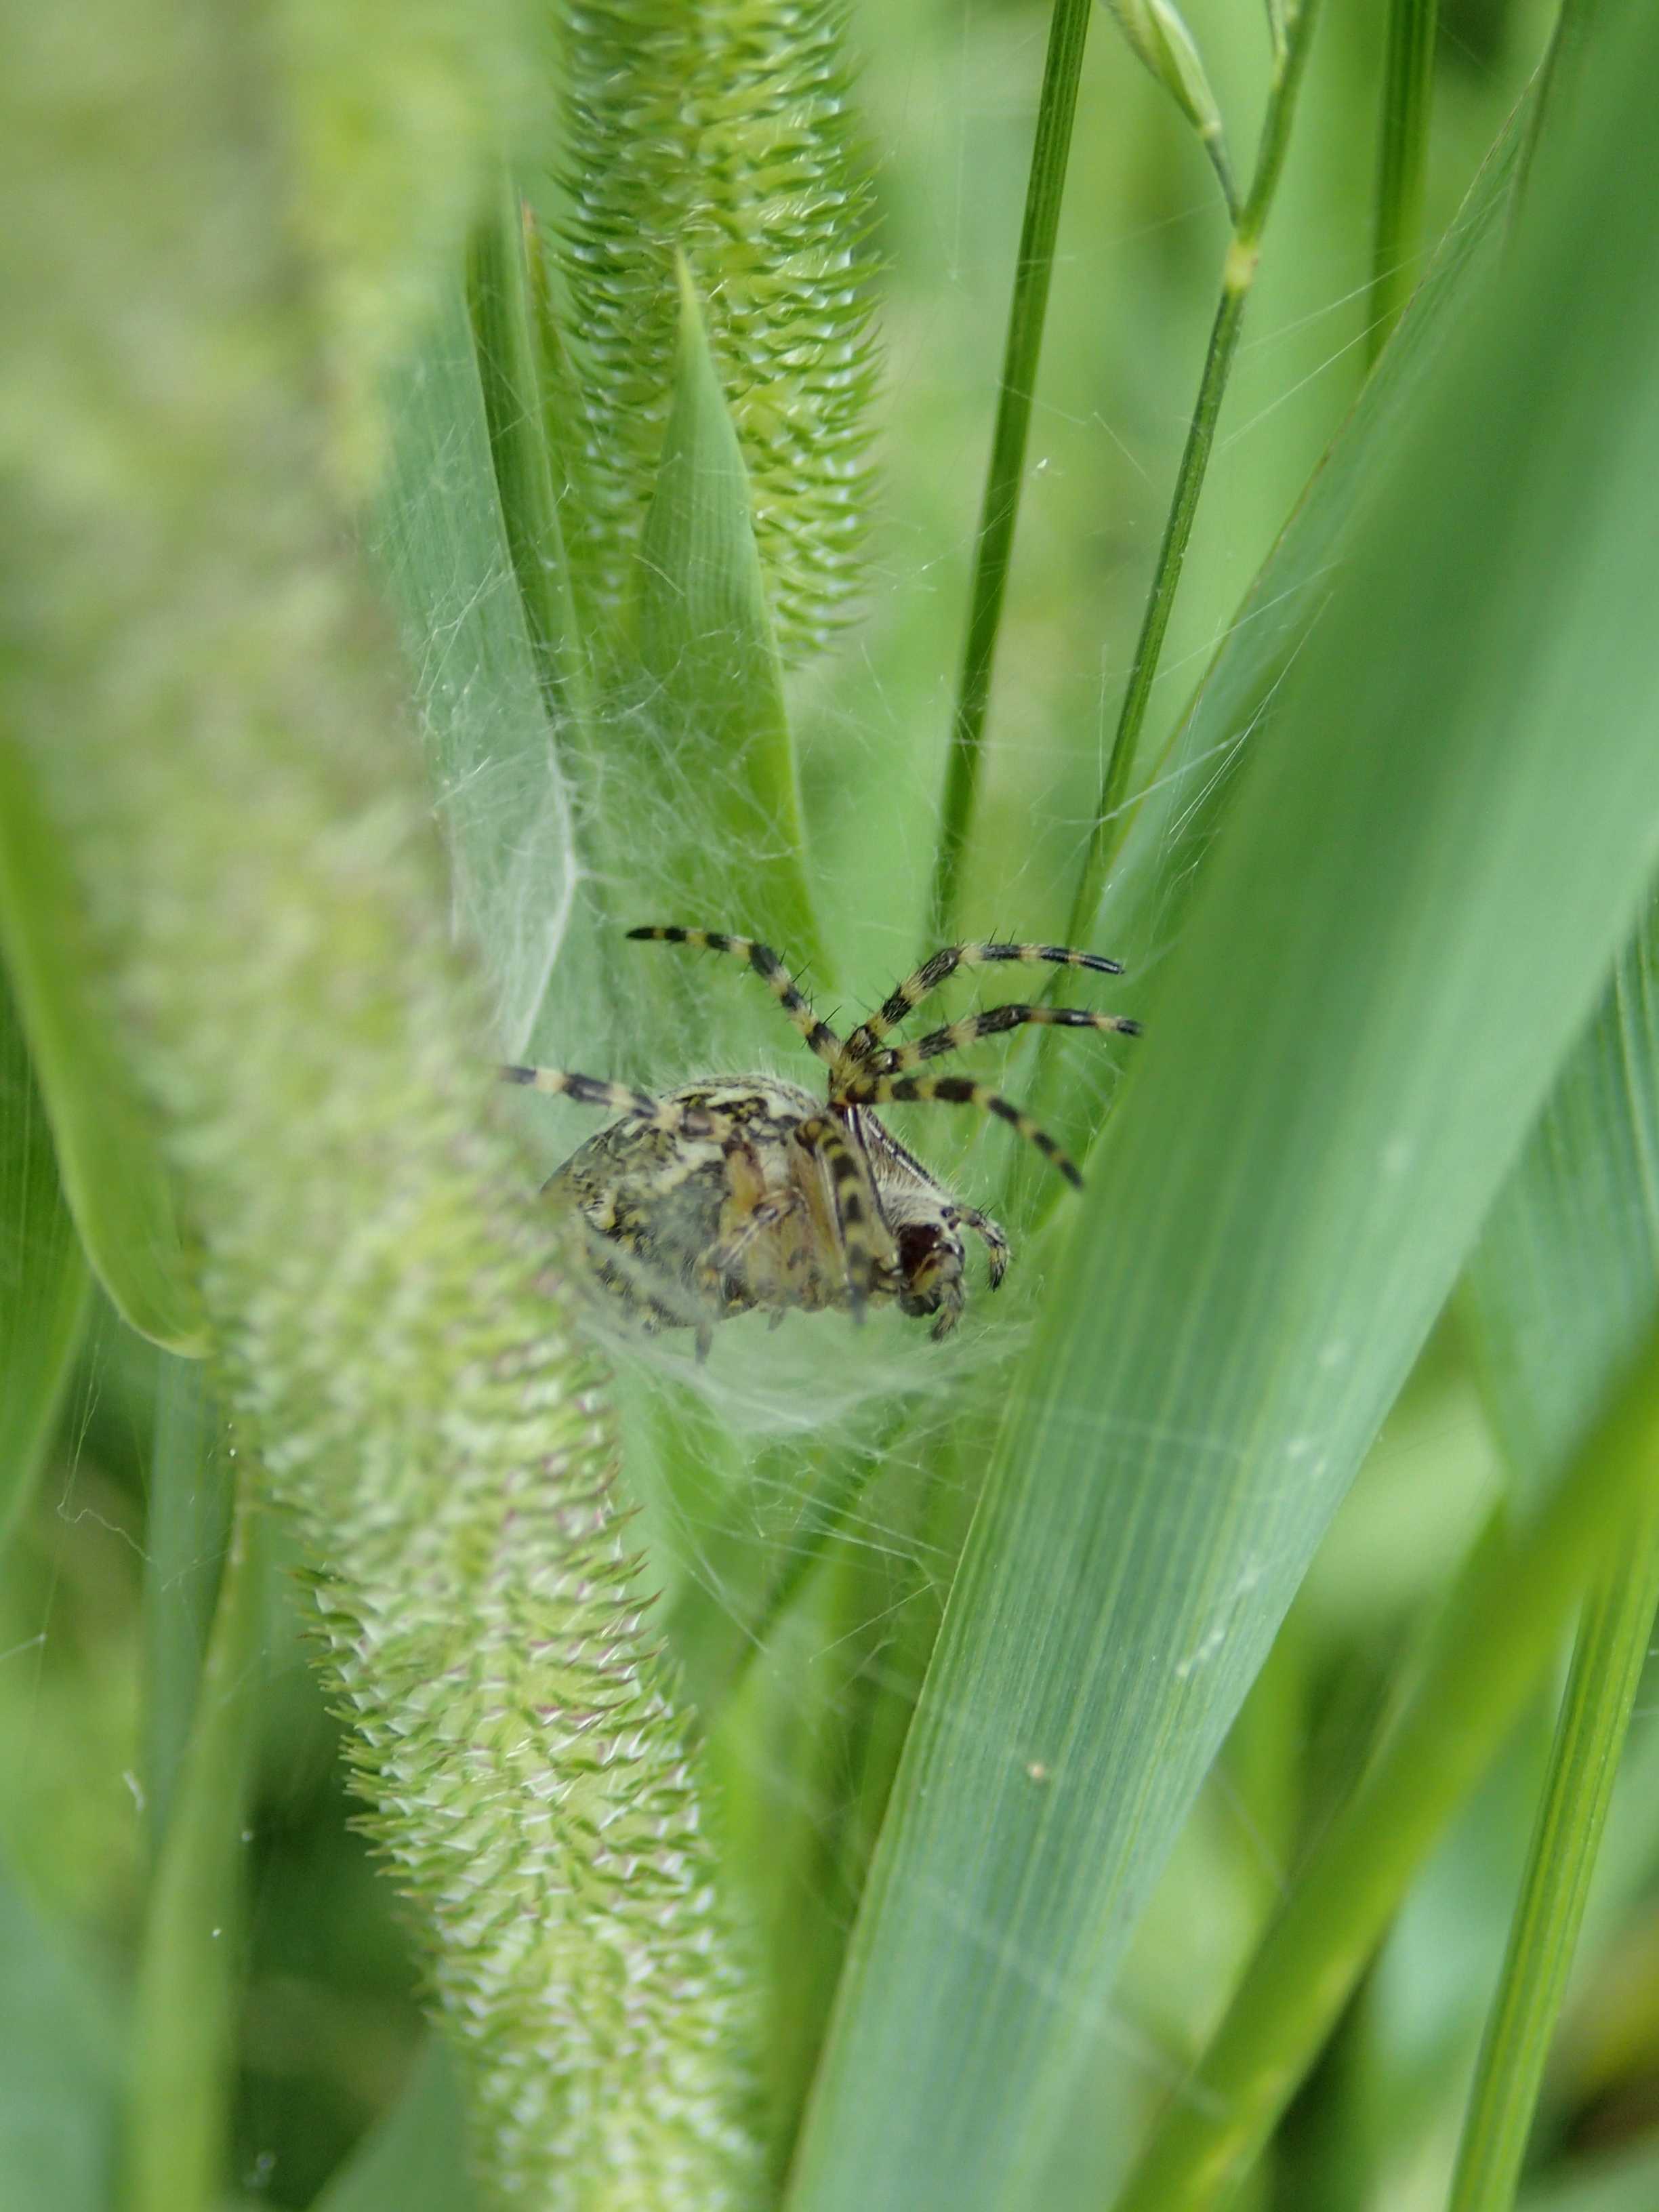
[1070,0,1322,949]
[1448,1509,1659,2212]
[1368,0,1439,363]
[930,0,1094,941]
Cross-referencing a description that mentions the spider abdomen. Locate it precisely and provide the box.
[546,1079,848,1334]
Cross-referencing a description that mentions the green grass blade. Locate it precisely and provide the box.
[1113,1350,1659,2212]
[121,1459,262,2212]
[787,15,1659,2203]
[314,2037,478,2212]
[930,0,1093,939]
[140,1357,233,1859]
[1368,0,1440,361]
[465,179,592,745]
[1465,922,1659,1505]
[1081,0,1323,880]
[1446,907,1659,2206]
[371,286,590,1058]
[1448,1522,1659,2212]
[0,962,89,1547]
[634,259,825,967]
[1038,91,1524,1126]
[0,744,204,1355]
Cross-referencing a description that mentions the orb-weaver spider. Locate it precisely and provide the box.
[506,926,1139,1346]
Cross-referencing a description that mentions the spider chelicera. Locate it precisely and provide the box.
[506,926,1138,1347]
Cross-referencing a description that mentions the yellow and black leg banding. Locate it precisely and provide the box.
[858,1001,1140,1078]
[838,939,1127,1071]
[840,1071,1084,1189]
[501,1064,718,1138]
[796,1113,884,1320]
[628,924,844,1069]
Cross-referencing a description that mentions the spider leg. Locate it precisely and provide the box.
[795,1113,884,1323]
[710,1134,800,1279]
[627,925,844,1070]
[853,1002,1139,1080]
[838,939,1125,1074]
[948,1200,1010,1288]
[501,1065,718,1138]
[838,1072,1082,1189]
[714,1193,798,1267]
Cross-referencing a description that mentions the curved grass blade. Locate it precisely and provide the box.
[370,285,589,1061]
[0,744,204,1355]
[121,1454,262,2212]
[0,961,89,1547]
[787,16,1659,2204]
[633,259,826,970]
[465,178,592,747]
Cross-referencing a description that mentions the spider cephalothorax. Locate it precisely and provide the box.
[506,926,1138,1346]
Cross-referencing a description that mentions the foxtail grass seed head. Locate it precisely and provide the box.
[551,0,879,659]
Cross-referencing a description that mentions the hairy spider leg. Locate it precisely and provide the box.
[944,1200,1010,1287]
[500,1064,721,1138]
[628,925,844,1070]
[855,1001,1141,1080]
[837,941,1126,1074]
[838,1071,1083,1189]
[794,1113,886,1322]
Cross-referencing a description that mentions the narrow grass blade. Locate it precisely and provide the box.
[1446,907,1659,2205]
[0,962,89,1547]
[1368,0,1440,361]
[141,1355,233,1858]
[1112,1347,1659,2212]
[931,0,1093,939]
[371,287,588,1059]
[466,179,592,744]
[789,17,1659,2205]
[121,1458,262,2212]
[314,2037,478,2212]
[0,744,204,1355]
[0,1851,119,2212]
[634,260,825,968]
[1448,1524,1659,2212]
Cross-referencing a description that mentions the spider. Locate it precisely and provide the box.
[505,926,1139,1347]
